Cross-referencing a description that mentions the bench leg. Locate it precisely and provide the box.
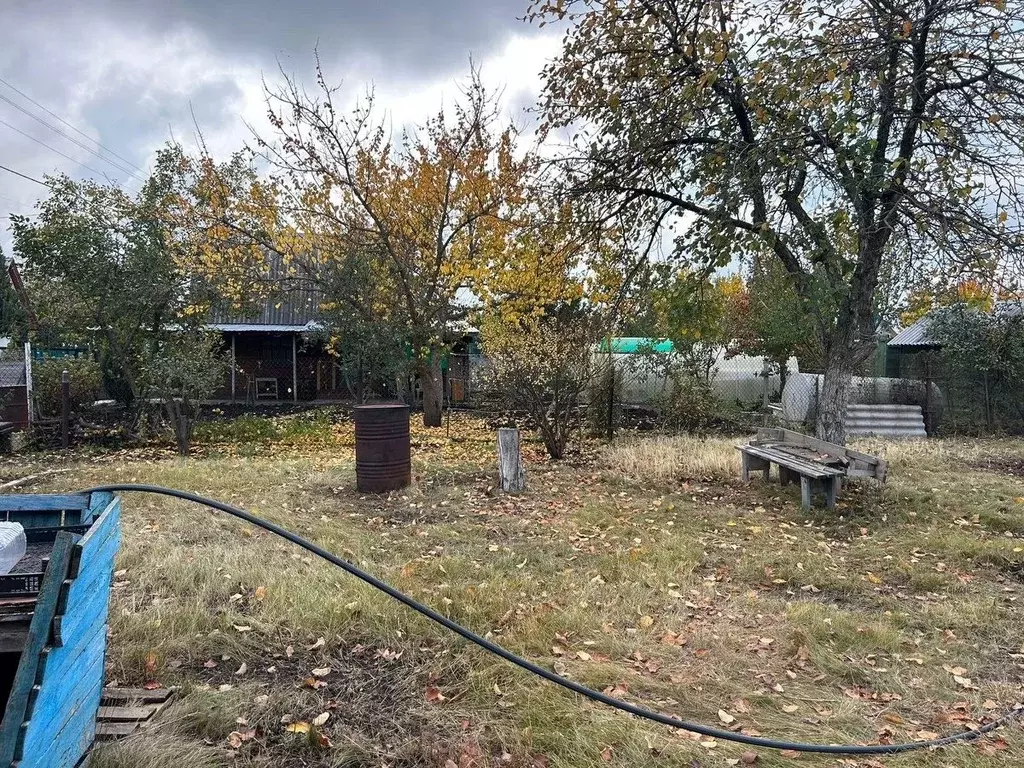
[740,452,769,483]
[779,466,795,486]
[800,476,812,509]
[824,476,840,509]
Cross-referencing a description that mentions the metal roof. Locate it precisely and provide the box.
[599,337,675,354]
[206,322,321,333]
[887,317,935,348]
[887,300,1024,349]
[207,285,323,329]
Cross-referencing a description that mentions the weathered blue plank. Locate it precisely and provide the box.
[5,512,62,530]
[55,513,120,622]
[14,499,120,767]
[0,534,76,766]
[81,492,113,526]
[0,495,90,512]
[17,632,105,764]
[35,615,106,690]
[45,501,119,657]
[19,657,103,767]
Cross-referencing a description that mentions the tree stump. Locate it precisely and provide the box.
[497,428,526,493]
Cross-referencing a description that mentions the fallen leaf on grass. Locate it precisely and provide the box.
[718,709,735,725]
[916,730,940,741]
[235,663,247,675]
[576,651,592,661]
[600,745,613,761]
[233,625,252,633]
[203,659,217,669]
[227,729,256,748]
[781,704,799,714]
[285,721,310,734]
[740,751,759,764]
[638,615,654,629]
[312,712,330,727]
[142,680,162,690]
[426,686,446,703]
[254,585,267,601]
[311,667,332,677]
[308,636,326,650]
[302,677,327,690]
[978,737,1009,755]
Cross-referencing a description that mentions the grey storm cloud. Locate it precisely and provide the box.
[93,0,533,74]
[0,0,543,251]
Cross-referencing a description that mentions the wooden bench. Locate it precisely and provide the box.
[737,428,886,509]
[755,428,887,482]
[738,443,844,509]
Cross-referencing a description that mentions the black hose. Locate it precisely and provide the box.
[85,483,1019,755]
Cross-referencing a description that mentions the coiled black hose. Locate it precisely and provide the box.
[85,483,1020,755]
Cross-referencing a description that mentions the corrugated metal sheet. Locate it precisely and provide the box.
[889,300,1023,349]
[887,317,934,348]
[599,337,675,354]
[207,292,321,327]
[207,322,320,333]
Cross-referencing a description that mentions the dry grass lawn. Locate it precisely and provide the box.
[6,411,1023,767]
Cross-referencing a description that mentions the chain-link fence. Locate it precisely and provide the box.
[887,348,1024,435]
[0,343,30,430]
[584,350,793,437]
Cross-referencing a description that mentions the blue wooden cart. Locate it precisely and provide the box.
[0,492,121,767]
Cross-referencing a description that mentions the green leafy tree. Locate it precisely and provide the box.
[531,0,1024,443]
[928,303,1024,431]
[11,172,192,409]
[142,329,227,455]
[730,256,817,390]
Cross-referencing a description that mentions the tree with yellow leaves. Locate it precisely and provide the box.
[171,64,531,427]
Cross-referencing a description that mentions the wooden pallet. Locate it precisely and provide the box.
[94,687,173,740]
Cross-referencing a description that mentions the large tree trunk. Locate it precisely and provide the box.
[816,339,856,445]
[420,352,444,428]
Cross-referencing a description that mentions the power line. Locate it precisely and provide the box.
[0,93,140,182]
[0,117,111,180]
[0,162,48,187]
[0,77,144,174]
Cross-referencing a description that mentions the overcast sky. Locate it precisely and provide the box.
[0,0,559,253]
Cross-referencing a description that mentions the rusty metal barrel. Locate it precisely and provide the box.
[354,403,412,493]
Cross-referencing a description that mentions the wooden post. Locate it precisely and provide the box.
[497,428,526,493]
[230,334,236,403]
[292,334,298,403]
[60,370,70,449]
[23,341,33,428]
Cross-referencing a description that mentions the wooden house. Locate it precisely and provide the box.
[206,288,346,403]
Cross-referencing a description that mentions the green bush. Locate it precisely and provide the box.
[32,357,102,416]
[661,372,718,433]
